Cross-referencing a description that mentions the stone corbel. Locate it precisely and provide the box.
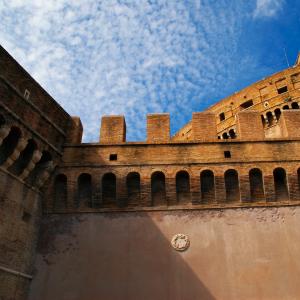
[35,161,56,188]
[19,150,43,180]
[0,125,10,144]
[2,137,28,168]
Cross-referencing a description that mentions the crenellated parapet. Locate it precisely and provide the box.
[45,108,300,213]
[173,59,300,141]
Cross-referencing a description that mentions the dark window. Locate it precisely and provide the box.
[224,151,231,158]
[291,102,299,109]
[274,108,281,121]
[240,100,253,109]
[109,154,117,161]
[222,132,229,139]
[229,129,236,139]
[219,112,225,121]
[277,86,288,94]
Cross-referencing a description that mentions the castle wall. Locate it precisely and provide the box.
[0,46,74,300]
[0,46,70,146]
[29,206,300,300]
[2,44,300,300]
[0,169,41,300]
[44,136,300,212]
[173,63,300,141]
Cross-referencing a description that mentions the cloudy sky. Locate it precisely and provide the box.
[0,0,299,141]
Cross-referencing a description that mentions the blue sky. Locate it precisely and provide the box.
[0,0,299,142]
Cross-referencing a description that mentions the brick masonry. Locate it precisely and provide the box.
[1,45,300,299]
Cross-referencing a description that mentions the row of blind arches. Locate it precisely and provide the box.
[53,168,291,209]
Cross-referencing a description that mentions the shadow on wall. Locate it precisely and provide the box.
[29,212,215,300]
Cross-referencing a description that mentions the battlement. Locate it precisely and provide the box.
[173,61,300,141]
[70,109,300,145]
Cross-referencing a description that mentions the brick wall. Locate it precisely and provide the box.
[0,169,41,300]
[147,114,170,143]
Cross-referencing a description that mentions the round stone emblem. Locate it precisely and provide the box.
[171,234,190,251]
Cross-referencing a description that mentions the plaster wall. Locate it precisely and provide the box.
[29,206,300,300]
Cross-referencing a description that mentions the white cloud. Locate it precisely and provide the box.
[253,0,284,18]
[0,0,259,142]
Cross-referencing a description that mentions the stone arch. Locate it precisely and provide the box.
[176,170,190,203]
[54,174,67,209]
[224,169,240,202]
[273,167,289,201]
[282,105,289,110]
[126,172,141,206]
[274,108,281,121]
[151,171,166,206]
[102,173,116,205]
[291,102,299,109]
[8,139,37,176]
[0,126,22,165]
[77,173,92,208]
[249,168,265,201]
[200,170,215,202]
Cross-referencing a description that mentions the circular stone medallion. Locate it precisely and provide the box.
[171,234,190,251]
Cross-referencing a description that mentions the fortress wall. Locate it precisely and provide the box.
[61,140,300,165]
[29,206,300,300]
[45,160,300,212]
[0,46,71,139]
[172,64,300,141]
[0,169,41,300]
[46,133,300,211]
[0,47,75,300]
